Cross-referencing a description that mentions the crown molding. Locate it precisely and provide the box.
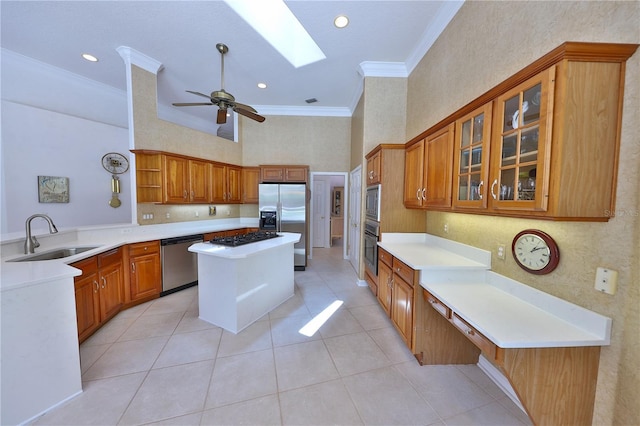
[116,46,164,74]
[358,61,408,78]
[254,105,352,117]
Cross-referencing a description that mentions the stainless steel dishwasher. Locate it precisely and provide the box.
[160,234,203,296]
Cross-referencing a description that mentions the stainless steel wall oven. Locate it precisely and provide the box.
[363,219,380,276]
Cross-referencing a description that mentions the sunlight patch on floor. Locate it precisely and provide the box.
[298,300,343,337]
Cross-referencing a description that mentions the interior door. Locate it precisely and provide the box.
[349,166,362,273]
[312,180,328,247]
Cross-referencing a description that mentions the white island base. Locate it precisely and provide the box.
[189,232,301,334]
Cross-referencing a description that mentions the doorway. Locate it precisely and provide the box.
[309,172,348,260]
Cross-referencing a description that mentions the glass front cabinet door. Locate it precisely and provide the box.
[453,103,492,209]
[490,67,555,212]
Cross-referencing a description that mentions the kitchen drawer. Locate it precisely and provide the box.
[71,255,98,275]
[129,240,159,257]
[392,257,414,286]
[451,312,496,359]
[423,289,450,319]
[378,247,393,268]
[98,247,122,268]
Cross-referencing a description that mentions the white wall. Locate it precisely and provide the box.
[1,49,131,235]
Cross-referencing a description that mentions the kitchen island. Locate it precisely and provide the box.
[189,232,301,333]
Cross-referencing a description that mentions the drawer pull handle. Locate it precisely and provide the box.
[466,329,475,336]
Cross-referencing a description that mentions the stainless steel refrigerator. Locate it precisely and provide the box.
[259,183,307,270]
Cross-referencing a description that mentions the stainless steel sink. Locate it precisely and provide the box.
[8,246,100,262]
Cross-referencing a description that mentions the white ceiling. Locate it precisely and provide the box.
[1,1,463,132]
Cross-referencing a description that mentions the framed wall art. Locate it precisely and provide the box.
[38,176,69,203]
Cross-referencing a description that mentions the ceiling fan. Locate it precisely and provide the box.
[172,43,265,124]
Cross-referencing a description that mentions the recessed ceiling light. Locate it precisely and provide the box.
[334,15,349,28]
[257,82,267,89]
[81,53,98,62]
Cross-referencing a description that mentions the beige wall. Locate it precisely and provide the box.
[406,2,639,424]
[132,66,242,164]
[241,115,351,172]
[362,77,407,153]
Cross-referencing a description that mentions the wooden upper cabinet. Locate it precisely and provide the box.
[489,68,554,213]
[163,155,190,203]
[227,165,242,203]
[366,150,381,185]
[242,167,260,204]
[453,103,493,210]
[403,42,638,221]
[424,124,454,208]
[403,140,425,208]
[188,159,211,203]
[260,165,308,183]
[212,163,242,204]
[404,123,454,209]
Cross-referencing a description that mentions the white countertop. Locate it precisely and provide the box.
[424,272,611,348]
[189,232,301,259]
[378,233,611,349]
[1,219,259,292]
[378,233,491,270]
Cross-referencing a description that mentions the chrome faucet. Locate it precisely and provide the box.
[24,214,59,254]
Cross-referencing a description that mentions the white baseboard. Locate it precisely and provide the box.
[477,355,525,413]
[356,278,368,287]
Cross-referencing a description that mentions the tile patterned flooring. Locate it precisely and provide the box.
[31,244,532,425]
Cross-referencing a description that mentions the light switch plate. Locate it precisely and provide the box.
[595,267,618,295]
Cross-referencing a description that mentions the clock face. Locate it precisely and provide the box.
[512,230,559,274]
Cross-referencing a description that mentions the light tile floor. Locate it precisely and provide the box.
[31,243,532,426]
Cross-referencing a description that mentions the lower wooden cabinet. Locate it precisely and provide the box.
[73,257,101,342]
[72,247,125,343]
[377,247,416,349]
[128,241,161,302]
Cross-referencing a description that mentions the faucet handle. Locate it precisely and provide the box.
[31,236,40,249]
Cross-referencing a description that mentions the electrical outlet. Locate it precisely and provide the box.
[595,267,618,295]
[195,211,199,217]
[209,206,216,216]
[497,244,506,260]
[166,212,170,219]
[444,224,449,233]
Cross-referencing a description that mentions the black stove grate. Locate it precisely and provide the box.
[209,231,281,247]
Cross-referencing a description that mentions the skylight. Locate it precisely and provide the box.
[223,0,326,68]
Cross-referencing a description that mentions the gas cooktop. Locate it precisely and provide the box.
[209,231,281,247]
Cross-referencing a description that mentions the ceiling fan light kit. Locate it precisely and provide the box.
[172,43,265,124]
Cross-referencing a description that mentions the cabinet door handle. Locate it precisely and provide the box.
[416,188,421,201]
[490,179,498,199]
[94,280,99,293]
[131,262,136,273]
[478,181,484,200]
[422,188,426,200]
[183,190,188,199]
[101,277,106,289]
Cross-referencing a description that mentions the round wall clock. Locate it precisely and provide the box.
[512,229,560,275]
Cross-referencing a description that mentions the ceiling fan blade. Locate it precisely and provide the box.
[186,90,212,100]
[232,102,258,113]
[234,106,265,123]
[172,102,213,106]
[217,108,228,124]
